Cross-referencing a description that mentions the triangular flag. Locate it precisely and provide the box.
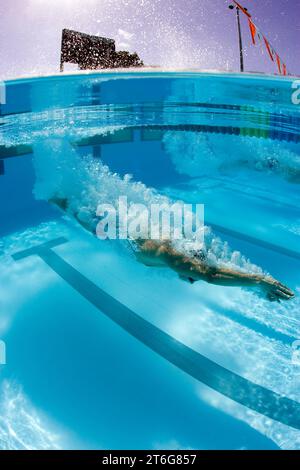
[248,18,256,45]
[248,19,257,45]
[264,37,274,61]
[276,54,282,74]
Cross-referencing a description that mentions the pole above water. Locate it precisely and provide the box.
[229,3,246,73]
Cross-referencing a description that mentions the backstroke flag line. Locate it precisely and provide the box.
[264,37,274,62]
[233,1,289,76]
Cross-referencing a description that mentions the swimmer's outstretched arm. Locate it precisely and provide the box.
[206,266,294,300]
[137,240,294,301]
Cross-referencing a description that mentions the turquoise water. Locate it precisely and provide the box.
[0,72,300,450]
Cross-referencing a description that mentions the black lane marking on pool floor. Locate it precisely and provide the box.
[12,238,300,431]
[0,145,33,159]
[208,221,300,262]
[206,301,297,346]
[207,176,300,214]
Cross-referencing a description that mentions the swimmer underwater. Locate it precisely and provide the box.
[49,196,295,303]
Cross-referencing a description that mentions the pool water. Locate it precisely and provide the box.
[0,72,300,450]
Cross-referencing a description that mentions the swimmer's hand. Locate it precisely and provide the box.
[261,276,295,302]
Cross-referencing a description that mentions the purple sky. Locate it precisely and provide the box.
[0,0,299,79]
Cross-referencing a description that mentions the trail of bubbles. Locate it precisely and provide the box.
[33,138,263,275]
[163,132,300,183]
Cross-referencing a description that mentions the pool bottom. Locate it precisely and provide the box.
[1,216,293,448]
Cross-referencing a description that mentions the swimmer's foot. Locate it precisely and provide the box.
[179,275,196,284]
[261,277,295,302]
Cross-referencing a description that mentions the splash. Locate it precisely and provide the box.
[0,0,235,79]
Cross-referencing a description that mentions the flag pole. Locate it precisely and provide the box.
[229,3,248,73]
[236,7,244,72]
[229,2,290,76]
